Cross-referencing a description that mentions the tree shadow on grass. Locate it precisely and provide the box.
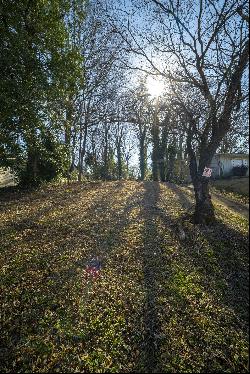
[0,184,146,372]
[139,182,248,372]
[164,182,248,320]
[143,182,248,372]
[139,182,228,373]
[157,183,249,328]
[1,181,248,372]
[166,182,194,211]
[0,182,79,202]
[0,182,123,240]
[140,181,165,373]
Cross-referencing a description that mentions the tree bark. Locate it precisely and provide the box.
[159,127,168,182]
[103,125,109,180]
[69,127,77,173]
[65,103,72,183]
[193,175,215,224]
[139,136,147,180]
[166,144,176,182]
[24,128,39,185]
[187,124,215,224]
[138,123,148,180]
[151,123,160,181]
[26,149,38,182]
[116,138,123,180]
[78,123,88,182]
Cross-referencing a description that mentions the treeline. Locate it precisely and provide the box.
[72,78,191,184]
[0,0,189,185]
[0,0,87,185]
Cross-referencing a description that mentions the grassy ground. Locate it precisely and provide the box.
[181,184,249,219]
[211,177,249,203]
[0,181,249,373]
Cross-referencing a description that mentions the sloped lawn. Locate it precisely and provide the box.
[0,181,248,372]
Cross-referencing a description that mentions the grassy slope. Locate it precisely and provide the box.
[211,177,249,202]
[0,181,249,373]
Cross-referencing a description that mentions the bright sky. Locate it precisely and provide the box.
[147,76,165,97]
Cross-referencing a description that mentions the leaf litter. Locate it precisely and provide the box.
[0,181,248,372]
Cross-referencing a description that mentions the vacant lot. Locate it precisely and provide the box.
[0,181,248,373]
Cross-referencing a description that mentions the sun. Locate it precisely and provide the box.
[147,76,165,97]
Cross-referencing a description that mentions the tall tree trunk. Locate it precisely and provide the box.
[117,142,122,180]
[192,174,215,224]
[187,26,248,224]
[187,127,215,224]
[151,99,160,181]
[151,124,160,181]
[65,102,72,183]
[26,148,38,184]
[166,143,176,182]
[177,134,185,181]
[78,122,83,180]
[103,124,109,180]
[139,136,147,180]
[78,123,88,182]
[69,127,77,173]
[159,127,168,182]
[24,126,39,185]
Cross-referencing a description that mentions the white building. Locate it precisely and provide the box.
[210,153,249,178]
[0,167,16,187]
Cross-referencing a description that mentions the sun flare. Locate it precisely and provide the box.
[147,76,165,97]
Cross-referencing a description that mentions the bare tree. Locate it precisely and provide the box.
[116,0,249,223]
[75,0,124,181]
[126,79,151,180]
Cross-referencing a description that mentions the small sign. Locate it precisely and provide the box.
[202,167,212,178]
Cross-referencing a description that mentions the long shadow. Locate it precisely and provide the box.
[140,181,165,373]
[142,182,248,373]
[166,182,194,211]
[0,182,106,224]
[1,182,137,285]
[149,182,248,372]
[177,183,249,219]
[44,187,144,279]
[0,182,124,242]
[0,182,78,203]
[0,183,145,372]
[156,189,249,328]
[2,181,248,372]
[0,181,127,299]
[139,182,222,373]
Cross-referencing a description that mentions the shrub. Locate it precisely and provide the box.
[232,165,248,177]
